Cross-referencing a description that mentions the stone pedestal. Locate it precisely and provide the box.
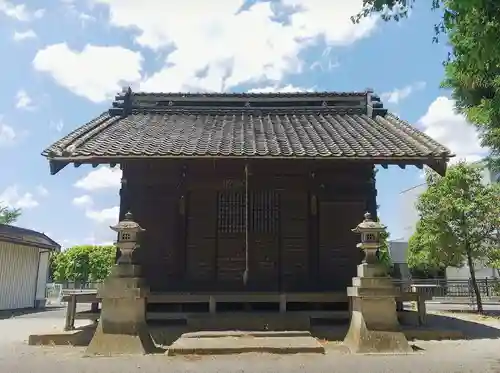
[343,263,412,354]
[85,264,156,356]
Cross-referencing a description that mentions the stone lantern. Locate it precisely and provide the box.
[342,212,412,354]
[110,211,144,265]
[352,212,386,266]
[85,210,155,356]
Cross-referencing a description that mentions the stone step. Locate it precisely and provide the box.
[167,330,325,356]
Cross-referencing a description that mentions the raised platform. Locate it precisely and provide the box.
[167,330,325,355]
[63,290,430,331]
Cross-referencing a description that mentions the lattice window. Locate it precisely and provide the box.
[218,190,246,233]
[218,186,279,234]
[250,191,279,234]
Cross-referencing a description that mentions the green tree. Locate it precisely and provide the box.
[354,1,500,167]
[377,221,393,272]
[485,182,500,277]
[0,204,21,224]
[51,245,116,285]
[88,245,116,281]
[407,163,500,313]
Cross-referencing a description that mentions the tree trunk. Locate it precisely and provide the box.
[466,241,483,313]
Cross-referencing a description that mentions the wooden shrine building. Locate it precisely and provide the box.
[42,89,451,313]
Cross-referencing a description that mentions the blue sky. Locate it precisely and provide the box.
[0,0,486,247]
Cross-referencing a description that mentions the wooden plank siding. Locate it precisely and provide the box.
[121,160,376,293]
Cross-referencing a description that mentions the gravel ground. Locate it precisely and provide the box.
[2,308,500,373]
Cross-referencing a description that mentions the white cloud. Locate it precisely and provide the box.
[49,120,64,132]
[0,115,17,147]
[0,123,16,146]
[418,96,487,164]
[15,89,35,110]
[83,224,116,246]
[0,185,39,209]
[77,12,95,24]
[36,185,49,197]
[13,29,37,41]
[70,0,376,93]
[0,1,44,21]
[33,43,143,103]
[84,232,114,247]
[248,84,314,93]
[381,81,426,105]
[61,0,96,25]
[85,206,119,224]
[74,166,122,191]
[72,194,93,208]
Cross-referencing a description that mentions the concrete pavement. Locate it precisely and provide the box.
[2,305,500,372]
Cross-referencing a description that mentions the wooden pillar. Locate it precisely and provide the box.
[367,165,378,219]
[115,164,130,264]
[309,171,319,288]
[177,164,187,280]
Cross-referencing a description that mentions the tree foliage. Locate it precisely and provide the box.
[408,162,500,312]
[377,221,393,271]
[0,204,21,225]
[354,0,500,167]
[51,245,116,285]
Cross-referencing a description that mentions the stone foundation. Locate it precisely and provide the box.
[343,263,412,354]
[85,264,156,356]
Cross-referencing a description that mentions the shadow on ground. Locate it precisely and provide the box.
[417,313,500,340]
[313,312,500,341]
[0,306,66,320]
[26,310,500,350]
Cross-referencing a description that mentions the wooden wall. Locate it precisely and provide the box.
[121,159,377,292]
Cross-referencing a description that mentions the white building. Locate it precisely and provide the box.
[393,162,500,280]
[0,224,60,310]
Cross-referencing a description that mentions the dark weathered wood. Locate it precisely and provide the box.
[318,201,366,290]
[280,189,309,291]
[122,159,376,292]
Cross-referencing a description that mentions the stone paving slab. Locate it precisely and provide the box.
[167,333,325,356]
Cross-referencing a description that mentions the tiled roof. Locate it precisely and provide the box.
[42,89,452,174]
[0,224,60,251]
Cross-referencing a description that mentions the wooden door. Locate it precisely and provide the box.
[318,201,365,291]
[280,190,309,291]
[248,190,280,291]
[185,190,217,289]
[215,187,281,291]
[216,189,247,290]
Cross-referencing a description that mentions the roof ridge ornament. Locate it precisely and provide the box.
[109,87,133,117]
[366,88,387,118]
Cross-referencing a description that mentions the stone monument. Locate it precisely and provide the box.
[343,212,412,354]
[85,212,156,356]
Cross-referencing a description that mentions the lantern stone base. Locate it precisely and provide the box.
[85,264,156,356]
[343,263,412,354]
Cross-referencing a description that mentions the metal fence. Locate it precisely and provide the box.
[56,281,101,290]
[393,278,500,300]
[45,283,63,305]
